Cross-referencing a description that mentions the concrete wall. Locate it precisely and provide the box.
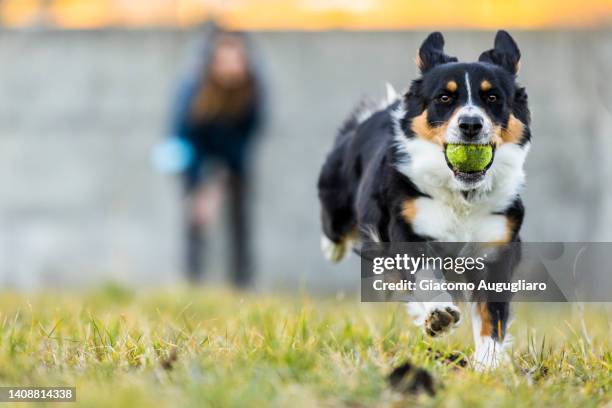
[0,29,610,291]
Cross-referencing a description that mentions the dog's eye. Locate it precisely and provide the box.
[437,94,452,104]
[487,94,498,103]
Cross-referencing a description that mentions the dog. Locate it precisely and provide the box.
[317,31,530,369]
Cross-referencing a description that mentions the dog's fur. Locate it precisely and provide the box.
[317,31,531,369]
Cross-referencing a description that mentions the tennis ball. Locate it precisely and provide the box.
[445,144,493,172]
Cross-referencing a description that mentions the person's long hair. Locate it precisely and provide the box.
[190,31,255,122]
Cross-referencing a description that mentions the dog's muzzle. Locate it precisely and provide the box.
[458,115,484,139]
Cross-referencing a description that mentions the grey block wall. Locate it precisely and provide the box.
[0,29,610,291]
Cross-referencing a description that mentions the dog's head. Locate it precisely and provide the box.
[398,31,530,191]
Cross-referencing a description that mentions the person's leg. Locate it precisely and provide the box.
[183,165,224,283]
[184,194,204,282]
[227,171,252,287]
[183,162,203,282]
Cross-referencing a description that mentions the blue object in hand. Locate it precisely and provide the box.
[152,137,195,174]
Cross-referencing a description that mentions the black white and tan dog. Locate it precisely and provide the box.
[317,31,530,369]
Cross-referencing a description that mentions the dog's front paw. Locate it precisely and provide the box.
[424,306,461,337]
[472,337,510,371]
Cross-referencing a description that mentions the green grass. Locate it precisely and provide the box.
[0,285,609,407]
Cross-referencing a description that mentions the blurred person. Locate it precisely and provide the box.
[166,28,264,287]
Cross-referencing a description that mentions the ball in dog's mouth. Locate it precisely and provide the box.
[444,143,495,179]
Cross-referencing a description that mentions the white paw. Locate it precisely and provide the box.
[321,235,347,263]
[407,303,461,337]
[424,305,461,337]
[472,337,509,371]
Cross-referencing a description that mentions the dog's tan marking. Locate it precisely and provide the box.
[410,110,447,146]
[322,228,358,263]
[341,227,358,243]
[501,114,525,144]
[446,80,457,92]
[480,80,492,91]
[503,217,515,243]
[401,199,417,223]
[492,114,525,146]
[491,217,515,244]
[476,303,493,337]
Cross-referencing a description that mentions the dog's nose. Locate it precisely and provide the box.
[458,115,484,138]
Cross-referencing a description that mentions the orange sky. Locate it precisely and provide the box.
[1,0,611,29]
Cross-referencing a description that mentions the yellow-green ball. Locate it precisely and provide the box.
[445,144,493,172]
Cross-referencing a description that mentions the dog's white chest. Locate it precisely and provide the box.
[410,197,508,242]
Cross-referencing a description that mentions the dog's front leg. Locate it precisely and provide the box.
[406,302,462,337]
[470,301,511,369]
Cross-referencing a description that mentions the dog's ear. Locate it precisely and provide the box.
[478,30,521,75]
[416,32,457,73]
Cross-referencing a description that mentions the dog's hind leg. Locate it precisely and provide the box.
[318,185,355,263]
[318,144,356,263]
[320,229,357,263]
[470,302,512,370]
